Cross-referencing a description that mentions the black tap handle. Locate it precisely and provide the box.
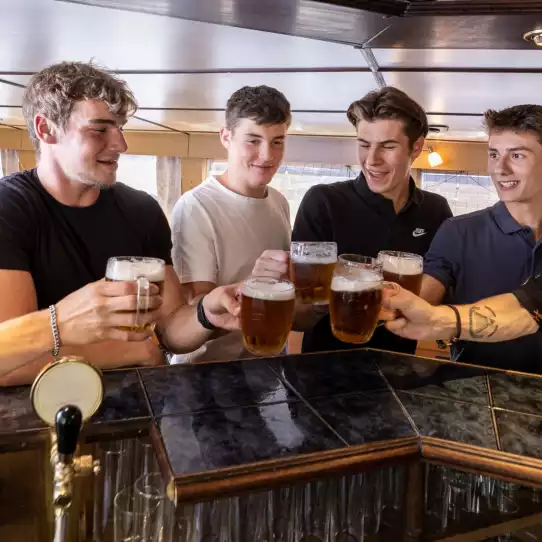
[55,405,82,457]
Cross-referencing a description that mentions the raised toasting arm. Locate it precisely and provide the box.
[381,283,539,343]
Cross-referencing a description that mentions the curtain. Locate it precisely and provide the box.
[156,156,182,222]
[0,149,19,177]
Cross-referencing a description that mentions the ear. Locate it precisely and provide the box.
[34,114,59,145]
[219,127,232,151]
[411,136,425,161]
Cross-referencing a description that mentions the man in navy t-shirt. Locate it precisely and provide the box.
[422,105,542,372]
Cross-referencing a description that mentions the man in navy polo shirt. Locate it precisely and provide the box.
[422,105,542,372]
[254,86,452,355]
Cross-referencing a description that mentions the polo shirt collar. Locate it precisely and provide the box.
[353,172,423,212]
[491,201,524,234]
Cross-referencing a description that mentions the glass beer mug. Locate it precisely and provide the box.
[241,276,296,356]
[377,250,424,295]
[290,241,337,304]
[329,255,383,344]
[105,256,165,333]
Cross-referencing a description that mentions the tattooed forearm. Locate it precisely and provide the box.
[468,305,498,339]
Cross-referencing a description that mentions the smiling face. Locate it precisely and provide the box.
[488,129,542,204]
[40,99,128,188]
[356,118,424,199]
[220,117,287,190]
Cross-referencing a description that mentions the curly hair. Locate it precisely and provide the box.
[22,61,137,150]
[347,86,428,149]
[225,85,291,131]
[484,105,542,142]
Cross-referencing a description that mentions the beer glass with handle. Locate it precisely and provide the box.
[329,255,383,344]
[105,256,166,332]
[377,251,423,295]
[290,241,337,304]
[241,277,296,356]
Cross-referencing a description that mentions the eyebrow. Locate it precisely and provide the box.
[245,132,285,141]
[357,138,400,145]
[88,118,125,127]
[488,146,532,153]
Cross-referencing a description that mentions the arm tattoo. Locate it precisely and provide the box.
[469,305,498,339]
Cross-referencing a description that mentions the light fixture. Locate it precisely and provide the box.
[427,147,443,168]
[523,29,542,46]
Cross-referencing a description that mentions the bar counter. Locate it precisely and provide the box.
[2,347,542,505]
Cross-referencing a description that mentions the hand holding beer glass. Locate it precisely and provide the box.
[105,256,166,332]
[377,251,423,295]
[290,242,337,304]
[330,255,383,344]
[241,277,296,356]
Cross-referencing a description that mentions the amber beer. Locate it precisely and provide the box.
[241,277,296,356]
[329,255,383,344]
[377,251,423,295]
[105,256,165,332]
[290,242,337,304]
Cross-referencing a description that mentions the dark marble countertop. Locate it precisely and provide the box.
[3,348,542,499]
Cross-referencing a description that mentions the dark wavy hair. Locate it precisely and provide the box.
[225,85,291,131]
[347,86,428,149]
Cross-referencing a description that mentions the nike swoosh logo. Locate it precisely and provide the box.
[412,230,427,237]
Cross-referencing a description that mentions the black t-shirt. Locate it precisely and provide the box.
[0,169,173,309]
[292,173,453,355]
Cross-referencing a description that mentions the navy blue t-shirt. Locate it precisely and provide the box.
[0,169,173,309]
[425,201,542,372]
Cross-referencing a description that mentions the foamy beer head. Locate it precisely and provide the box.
[290,242,337,304]
[329,255,383,344]
[241,277,296,356]
[377,251,423,295]
[105,256,166,332]
[106,256,166,285]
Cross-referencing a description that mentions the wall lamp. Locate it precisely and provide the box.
[426,147,443,168]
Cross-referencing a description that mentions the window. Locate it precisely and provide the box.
[420,170,498,216]
[207,161,360,225]
[116,154,158,198]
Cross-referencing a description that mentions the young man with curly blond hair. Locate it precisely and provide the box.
[0,61,242,385]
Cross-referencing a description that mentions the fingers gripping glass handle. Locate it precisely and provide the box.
[135,277,150,329]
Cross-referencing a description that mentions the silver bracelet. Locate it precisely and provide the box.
[49,304,60,357]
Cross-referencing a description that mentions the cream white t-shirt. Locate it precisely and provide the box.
[171,176,291,363]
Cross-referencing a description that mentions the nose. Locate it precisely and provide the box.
[366,146,382,166]
[491,155,510,176]
[109,127,128,154]
[259,143,273,163]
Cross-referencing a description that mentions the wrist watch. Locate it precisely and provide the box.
[197,295,218,331]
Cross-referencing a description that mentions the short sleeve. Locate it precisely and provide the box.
[0,182,34,271]
[423,219,461,290]
[171,193,218,284]
[513,274,542,328]
[292,185,333,242]
[147,199,173,265]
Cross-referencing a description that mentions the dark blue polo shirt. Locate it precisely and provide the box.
[425,201,542,372]
[292,173,452,355]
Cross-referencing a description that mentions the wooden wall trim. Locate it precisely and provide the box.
[0,127,490,174]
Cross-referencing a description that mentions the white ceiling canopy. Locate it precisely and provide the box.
[0,0,538,141]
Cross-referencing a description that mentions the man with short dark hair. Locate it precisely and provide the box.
[171,85,292,362]
[284,86,452,355]
[0,61,242,385]
[422,104,542,372]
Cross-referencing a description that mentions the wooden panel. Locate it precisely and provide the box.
[0,128,492,172]
[59,0,392,47]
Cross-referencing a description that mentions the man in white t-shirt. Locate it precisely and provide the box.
[171,85,292,363]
